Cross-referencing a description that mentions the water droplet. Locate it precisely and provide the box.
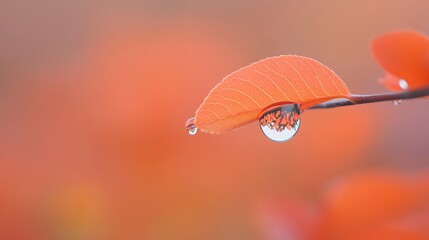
[398,79,408,90]
[259,104,301,142]
[185,117,198,135]
[392,99,402,105]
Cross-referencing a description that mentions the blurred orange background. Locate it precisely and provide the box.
[1,0,429,239]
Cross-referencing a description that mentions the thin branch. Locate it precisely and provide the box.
[310,86,429,109]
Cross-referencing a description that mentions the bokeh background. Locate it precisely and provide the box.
[1,0,429,239]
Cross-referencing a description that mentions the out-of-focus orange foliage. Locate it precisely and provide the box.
[255,198,321,240]
[0,15,379,239]
[0,17,246,239]
[256,170,429,240]
[40,184,108,240]
[371,30,429,91]
[322,171,429,239]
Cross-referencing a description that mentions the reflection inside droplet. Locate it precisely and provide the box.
[185,117,198,135]
[392,99,402,106]
[259,104,301,142]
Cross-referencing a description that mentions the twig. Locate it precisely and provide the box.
[310,86,429,109]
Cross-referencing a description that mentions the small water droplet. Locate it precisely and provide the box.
[398,79,408,90]
[259,104,301,142]
[185,117,198,135]
[392,99,402,105]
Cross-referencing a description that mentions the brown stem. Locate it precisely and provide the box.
[310,86,429,109]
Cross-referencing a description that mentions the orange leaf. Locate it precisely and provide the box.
[371,30,429,91]
[193,55,350,134]
[323,171,429,239]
